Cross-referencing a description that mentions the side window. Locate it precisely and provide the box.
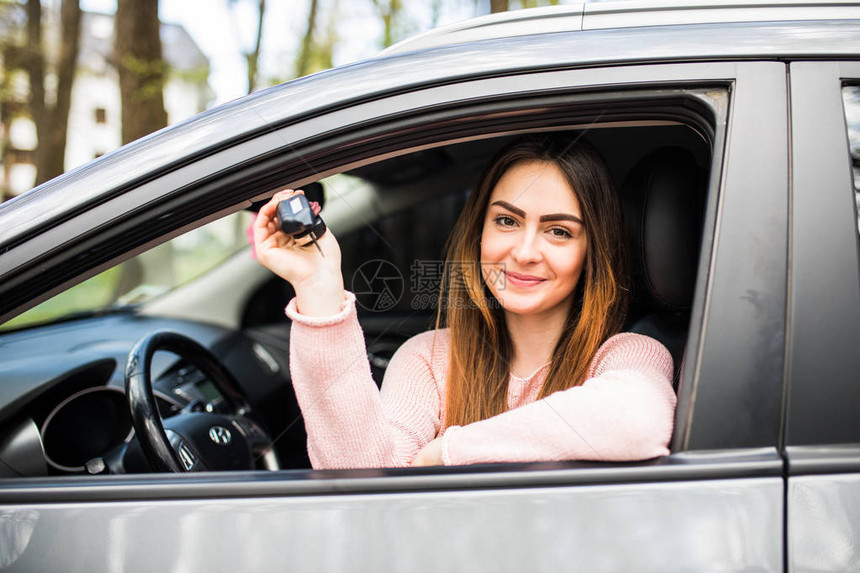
[843,85,860,234]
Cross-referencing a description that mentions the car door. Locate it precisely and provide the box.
[785,61,860,573]
[0,53,791,572]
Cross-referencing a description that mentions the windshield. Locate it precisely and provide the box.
[1,211,254,331]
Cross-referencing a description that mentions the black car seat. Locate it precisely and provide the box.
[620,147,708,389]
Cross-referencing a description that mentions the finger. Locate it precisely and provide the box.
[256,218,287,251]
[274,189,303,201]
[254,197,280,231]
[254,192,291,245]
[261,232,292,255]
[257,189,297,220]
[253,208,274,247]
[260,234,282,252]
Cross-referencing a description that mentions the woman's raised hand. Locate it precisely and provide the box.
[253,189,346,317]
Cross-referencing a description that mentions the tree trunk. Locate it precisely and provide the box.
[41,0,81,183]
[25,0,81,187]
[24,0,44,139]
[295,0,318,78]
[372,0,402,48]
[114,0,167,145]
[245,0,266,92]
[490,0,509,14]
[113,0,172,294]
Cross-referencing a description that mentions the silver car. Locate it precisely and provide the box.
[1,2,859,571]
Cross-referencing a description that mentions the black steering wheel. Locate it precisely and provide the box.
[124,330,279,472]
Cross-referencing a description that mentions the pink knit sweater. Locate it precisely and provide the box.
[286,291,677,469]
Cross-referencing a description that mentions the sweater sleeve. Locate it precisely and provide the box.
[442,333,677,465]
[286,291,443,469]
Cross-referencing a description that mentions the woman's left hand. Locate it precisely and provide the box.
[411,437,444,466]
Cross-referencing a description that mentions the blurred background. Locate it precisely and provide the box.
[0,0,576,201]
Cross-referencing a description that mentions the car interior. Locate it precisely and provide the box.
[0,121,712,477]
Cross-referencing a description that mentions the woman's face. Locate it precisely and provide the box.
[480,160,588,320]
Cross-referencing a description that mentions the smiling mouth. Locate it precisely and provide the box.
[505,271,545,287]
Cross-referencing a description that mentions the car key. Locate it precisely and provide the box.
[276,193,327,256]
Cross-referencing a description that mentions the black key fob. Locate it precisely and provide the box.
[276,193,327,254]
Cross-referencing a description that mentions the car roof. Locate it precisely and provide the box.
[382,0,860,56]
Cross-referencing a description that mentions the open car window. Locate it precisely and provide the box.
[0,74,736,482]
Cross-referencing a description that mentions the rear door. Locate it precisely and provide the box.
[785,61,860,573]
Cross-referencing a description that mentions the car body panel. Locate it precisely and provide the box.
[0,476,783,572]
[583,0,860,30]
[383,1,860,55]
[788,472,860,573]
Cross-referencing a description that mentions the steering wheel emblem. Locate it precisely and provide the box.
[208,425,232,446]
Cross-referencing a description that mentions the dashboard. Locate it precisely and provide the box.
[0,311,303,477]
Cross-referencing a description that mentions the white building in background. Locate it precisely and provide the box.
[2,11,212,197]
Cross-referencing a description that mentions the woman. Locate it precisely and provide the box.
[253,135,676,468]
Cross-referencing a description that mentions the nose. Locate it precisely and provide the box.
[511,230,542,265]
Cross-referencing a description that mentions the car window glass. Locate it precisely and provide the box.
[1,211,254,331]
[843,85,860,235]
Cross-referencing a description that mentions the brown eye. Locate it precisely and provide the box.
[494,215,517,227]
[548,227,573,239]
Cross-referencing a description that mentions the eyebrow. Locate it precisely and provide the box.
[491,200,584,226]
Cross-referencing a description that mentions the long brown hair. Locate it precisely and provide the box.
[438,135,630,429]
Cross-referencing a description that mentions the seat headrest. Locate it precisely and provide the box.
[621,147,706,312]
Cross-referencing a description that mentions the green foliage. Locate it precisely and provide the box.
[169,64,210,86]
[1,266,122,330]
[119,53,168,103]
